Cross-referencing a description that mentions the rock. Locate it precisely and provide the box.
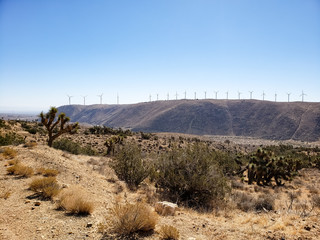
[86,223,93,228]
[155,201,178,216]
[34,202,41,206]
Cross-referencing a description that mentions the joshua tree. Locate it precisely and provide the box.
[40,107,78,147]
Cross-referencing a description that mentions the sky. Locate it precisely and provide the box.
[0,0,319,113]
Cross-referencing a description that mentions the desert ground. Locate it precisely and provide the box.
[1,120,320,240]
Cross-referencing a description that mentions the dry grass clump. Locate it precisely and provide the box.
[7,163,34,177]
[159,225,180,240]
[57,187,93,215]
[29,177,61,200]
[24,142,37,148]
[0,189,11,199]
[7,159,19,165]
[2,147,17,159]
[37,167,59,177]
[107,201,158,235]
[311,194,320,208]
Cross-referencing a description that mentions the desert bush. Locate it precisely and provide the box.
[232,191,274,212]
[0,132,25,146]
[2,147,17,159]
[159,225,180,240]
[108,202,158,235]
[53,138,96,156]
[57,187,93,215]
[7,159,19,165]
[155,143,230,210]
[7,163,34,177]
[110,142,151,190]
[29,177,61,200]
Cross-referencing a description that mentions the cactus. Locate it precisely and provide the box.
[39,107,78,147]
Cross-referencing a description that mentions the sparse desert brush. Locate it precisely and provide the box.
[159,225,180,240]
[7,163,34,177]
[107,201,158,235]
[29,177,61,200]
[110,142,152,190]
[37,167,59,177]
[2,147,17,159]
[155,143,230,210]
[57,187,93,215]
[232,191,274,212]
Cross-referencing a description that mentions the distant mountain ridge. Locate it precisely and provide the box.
[58,100,320,142]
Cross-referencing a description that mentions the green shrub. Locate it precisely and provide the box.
[53,138,96,156]
[155,143,230,210]
[110,142,151,190]
[0,132,25,146]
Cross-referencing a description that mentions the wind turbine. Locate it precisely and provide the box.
[67,95,73,105]
[167,93,169,101]
[149,94,152,102]
[117,93,119,104]
[238,91,242,100]
[300,91,306,102]
[226,91,229,100]
[262,91,266,101]
[214,91,218,100]
[249,91,253,100]
[81,95,87,105]
[287,93,291,102]
[157,94,159,101]
[204,91,207,99]
[97,93,103,104]
[274,93,277,102]
[194,92,197,100]
[184,91,187,99]
[175,92,178,100]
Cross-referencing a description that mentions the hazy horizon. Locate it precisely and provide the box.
[1,0,319,112]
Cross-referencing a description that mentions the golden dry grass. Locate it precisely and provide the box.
[2,147,17,159]
[107,201,158,235]
[37,167,59,177]
[24,142,37,148]
[0,189,11,200]
[57,187,93,215]
[29,177,61,200]
[7,163,34,177]
[159,225,180,240]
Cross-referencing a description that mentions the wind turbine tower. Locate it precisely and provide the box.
[214,91,218,100]
[149,94,152,102]
[249,91,253,100]
[194,92,197,100]
[157,94,159,101]
[300,91,306,102]
[81,95,87,105]
[274,93,277,102]
[67,95,73,105]
[117,93,119,104]
[262,91,266,101]
[238,91,242,100]
[287,93,291,102]
[184,91,187,99]
[204,91,207,99]
[175,92,178,100]
[226,91,229,100]
[167,93,169,101]
[97,93,103,104]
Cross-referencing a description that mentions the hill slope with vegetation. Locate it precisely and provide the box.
[58,100,320,142]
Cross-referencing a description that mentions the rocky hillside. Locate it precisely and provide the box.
[58,100,320,142]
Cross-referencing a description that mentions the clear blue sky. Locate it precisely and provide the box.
[0,0,319,113]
